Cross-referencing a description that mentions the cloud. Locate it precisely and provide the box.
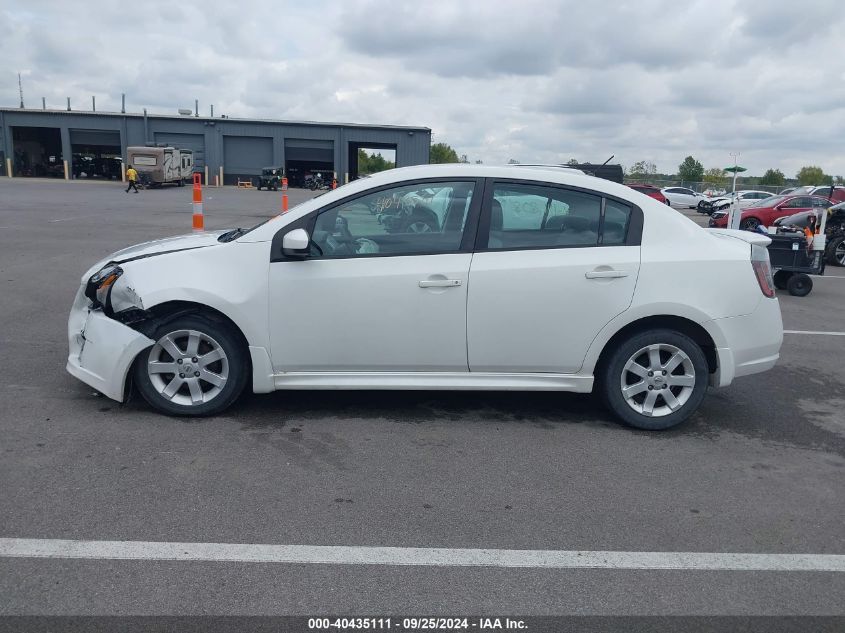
[2,0,845,176]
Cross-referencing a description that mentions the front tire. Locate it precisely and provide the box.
[599,329,708,430]
[740,217,761,231]
[134,314,248,416]
[827,236,845,266]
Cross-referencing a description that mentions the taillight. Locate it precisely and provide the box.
[751,244,775,298]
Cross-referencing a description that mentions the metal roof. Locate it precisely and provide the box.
[0,107,431,133]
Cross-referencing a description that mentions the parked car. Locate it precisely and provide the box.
[627,183,670,205]
[660,186,706,208]
[778,187,799,195]
[708,194,832,230]
[67,164,783,430]
[773,201,845,266]
[802,185,845,204]
[697,190,774,215]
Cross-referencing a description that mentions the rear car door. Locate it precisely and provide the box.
[467,180,642,374]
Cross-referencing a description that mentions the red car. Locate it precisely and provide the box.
[708,194,832,230]
[627,183,670,205]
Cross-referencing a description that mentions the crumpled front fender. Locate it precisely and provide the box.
[67,293,154,402]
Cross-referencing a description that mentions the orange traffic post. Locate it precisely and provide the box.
[192,172,204,231]
[281,176,289,213]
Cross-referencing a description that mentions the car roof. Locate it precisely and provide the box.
[356,163,625,193]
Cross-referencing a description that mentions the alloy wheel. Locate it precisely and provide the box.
[620,344,696,417]
[147,329,229,407]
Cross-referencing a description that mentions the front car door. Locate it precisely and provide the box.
[467,180,642,374]
[268,179,480,373]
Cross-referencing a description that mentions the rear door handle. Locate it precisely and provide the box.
[419,279,463,288]
[585,270,629,279]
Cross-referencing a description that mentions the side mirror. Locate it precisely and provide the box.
[282,228,311,259]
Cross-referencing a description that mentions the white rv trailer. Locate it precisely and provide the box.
[126,146,194,186]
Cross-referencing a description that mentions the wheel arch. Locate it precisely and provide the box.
[592,315,719,381]
[121,300,254,401]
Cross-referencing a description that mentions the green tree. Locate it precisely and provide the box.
[429,142,460,164]
[629,160,657,178]
[796,165,827,186]
[677,156,704,182]
[565,158,579,166]
[702,167,727,187]
[507,158,521,164]
[759,168,785,186]
[357,149,395,175]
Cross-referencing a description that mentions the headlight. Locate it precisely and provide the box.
[84,264,124,308]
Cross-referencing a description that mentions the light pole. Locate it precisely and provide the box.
[725,153,747,230]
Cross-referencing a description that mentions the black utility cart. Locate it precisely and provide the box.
[768,230,825,297]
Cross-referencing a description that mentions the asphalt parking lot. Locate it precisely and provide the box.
[0,178,843,618]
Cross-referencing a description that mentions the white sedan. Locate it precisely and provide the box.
[660,186,707,209]
[705,190,775,213]
[67,165,783,430]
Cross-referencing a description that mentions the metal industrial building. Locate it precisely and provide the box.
[0,107,431,185]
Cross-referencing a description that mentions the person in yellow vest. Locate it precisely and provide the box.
[125,165,139,193]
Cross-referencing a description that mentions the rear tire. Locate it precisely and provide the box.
[133,314,249,417]
[599,329,708,430]
[786,273,812,297]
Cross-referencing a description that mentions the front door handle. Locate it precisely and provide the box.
[585,269,629,279]
[419,279,463,288]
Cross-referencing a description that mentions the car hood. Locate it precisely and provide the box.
[81,230,228,281]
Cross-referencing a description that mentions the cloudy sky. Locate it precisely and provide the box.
[2,0,844,176]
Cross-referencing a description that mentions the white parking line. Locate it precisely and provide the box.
[784,330,845,336]
[48,214,104,223]
[0,538,843,572]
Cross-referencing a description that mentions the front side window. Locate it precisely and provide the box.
[308,181,474,258]
[784,197,812,209]
[486,183,605,249]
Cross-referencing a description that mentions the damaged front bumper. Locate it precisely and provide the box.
[66,284,154,402]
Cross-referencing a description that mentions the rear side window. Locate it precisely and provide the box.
[485,183,630,250]
[603,199,632,245]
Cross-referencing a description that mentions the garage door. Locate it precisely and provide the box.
[153,133,206,167]
[223,136,273,175]
[285,139,334,163]
[70,130,121,146]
